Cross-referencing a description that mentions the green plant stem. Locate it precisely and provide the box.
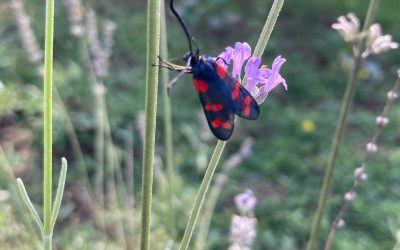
[94,82,105,207]
[140,0,161,249]
[243,0,284,86]
[179,2,285,249]
[306,1,379,249]
[252,0,285,58]
[194,173,225,250]
[44,236,52,250]
[43,0,55,246]
[179,141,226,250]
[160,0,176,237]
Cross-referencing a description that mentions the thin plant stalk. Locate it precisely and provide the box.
[178,1,285,249]
[124,125,136,248]
[179,141,226,250]
[195,138,253,250]
[306,1,379,249]
[94,81,106,207]
[324,75,400,250]
[11,0,68,248]
[140,0,161,249]
[104,106,128,248]
[43,0,55,247]
[195,173,226,250]
[53,88,94,197]
[160,0,176,237]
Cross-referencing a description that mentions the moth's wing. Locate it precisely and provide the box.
[213,61,260,120]
[193,77,235,141]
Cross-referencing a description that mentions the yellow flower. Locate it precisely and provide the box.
[301,119,315,133]
[358,68,369,79]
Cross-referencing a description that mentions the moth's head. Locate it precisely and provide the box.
[183,49,201,66]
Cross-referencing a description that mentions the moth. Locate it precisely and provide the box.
[159,0,260,141]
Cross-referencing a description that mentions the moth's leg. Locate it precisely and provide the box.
[167,58,192,95]
[167,69,190,95]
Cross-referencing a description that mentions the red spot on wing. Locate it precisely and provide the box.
[212,119,232,129]
[243,96,252,116]
[244,96,252,105]
[231,82,241,100]
[205,104,224,112]
[194,79,209,92]
[244,106,250,116]
[216,63,227,79]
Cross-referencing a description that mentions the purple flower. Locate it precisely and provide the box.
[230,215,257,246]
[252,55,287,104]
[219,42,287,104]
[219,42,251,79]
[219,46,234,68]
[234,189,257,215]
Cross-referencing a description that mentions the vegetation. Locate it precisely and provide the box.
[0,0,399,249]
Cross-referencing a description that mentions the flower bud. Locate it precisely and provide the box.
[387,90,398,101]
[376,116,389,126]
[344,191,357,201]
[366,142,378,153]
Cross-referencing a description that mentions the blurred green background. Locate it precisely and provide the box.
[0,0,399,249]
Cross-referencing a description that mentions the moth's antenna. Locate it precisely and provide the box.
[170,0,193,54]
[192,37,199,52]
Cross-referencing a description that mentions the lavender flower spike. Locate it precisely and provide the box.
[234,189,257,215]
[219,42,287,104]
[252,55,287,104]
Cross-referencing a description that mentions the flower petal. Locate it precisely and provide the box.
[244,57,262,92]
[232,42,251,79]
[256,55,287,104]
[218,46,234,68]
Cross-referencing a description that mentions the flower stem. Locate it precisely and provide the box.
[178,1,285,249]
[140,0,161,249]
[323,73,399,250]
[179,141,226,250]
[43,0,55,245]
[306,1,379,249]
[252,0,285,58]
[160,0,176,237]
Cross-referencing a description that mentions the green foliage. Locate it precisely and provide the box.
[0,0,399,249]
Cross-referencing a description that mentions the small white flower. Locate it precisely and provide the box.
[366,142,378,153]
[354,166,368,181]
[387,90,399,101]
[344,191,357,201]
[362,24,398,58]
[332,13,360,42]
[230,215,257,246]
[376,115,389,126]
[337,219,346,228]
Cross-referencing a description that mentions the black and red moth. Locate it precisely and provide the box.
[162,0,260,141]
